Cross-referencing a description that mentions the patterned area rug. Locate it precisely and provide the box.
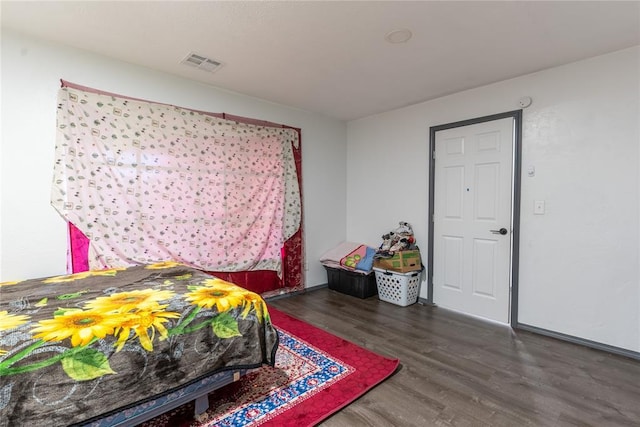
[141,307,399,427]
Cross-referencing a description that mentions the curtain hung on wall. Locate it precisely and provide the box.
[52,85,301,277]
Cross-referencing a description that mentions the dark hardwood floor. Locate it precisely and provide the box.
[268,287,640,427]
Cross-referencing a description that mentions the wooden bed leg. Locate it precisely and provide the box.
[194,394,209,416]
[193,370,242,421]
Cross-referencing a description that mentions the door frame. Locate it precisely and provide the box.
[427,110,522,326]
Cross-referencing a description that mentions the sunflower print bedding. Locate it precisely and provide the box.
[0,263,278,427]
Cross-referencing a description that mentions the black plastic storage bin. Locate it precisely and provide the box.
[324,266,377,299]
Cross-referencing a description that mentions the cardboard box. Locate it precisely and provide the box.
[373,250,422,273]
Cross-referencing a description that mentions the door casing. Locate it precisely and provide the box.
[427,110,522,326]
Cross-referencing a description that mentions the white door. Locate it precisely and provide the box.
[433,117,513,323]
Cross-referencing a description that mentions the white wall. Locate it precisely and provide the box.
[347,47,640,352]
[3,31,638,354]
[0,30,347,287]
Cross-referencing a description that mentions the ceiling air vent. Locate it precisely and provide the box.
[181,53,223,73]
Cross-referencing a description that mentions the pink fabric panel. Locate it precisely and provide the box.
[69,222,89,273]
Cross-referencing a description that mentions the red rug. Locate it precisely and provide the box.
[141,307,399,427]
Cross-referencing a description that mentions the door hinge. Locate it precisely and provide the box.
[432,151,436,160]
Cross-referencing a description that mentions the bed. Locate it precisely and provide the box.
[0,262,279,426]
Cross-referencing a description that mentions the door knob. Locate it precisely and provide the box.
[490,228,508,235]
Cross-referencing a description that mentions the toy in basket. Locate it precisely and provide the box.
[373,267,421,306]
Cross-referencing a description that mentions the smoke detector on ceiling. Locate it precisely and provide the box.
[181,53,223,73]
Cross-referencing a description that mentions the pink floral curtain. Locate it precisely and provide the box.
[55,82,304,292]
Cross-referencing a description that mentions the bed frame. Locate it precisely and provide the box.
[83,369,249,426]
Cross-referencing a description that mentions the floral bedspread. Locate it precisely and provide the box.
[0,262,278,427]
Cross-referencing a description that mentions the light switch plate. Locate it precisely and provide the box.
[534,200,545,215]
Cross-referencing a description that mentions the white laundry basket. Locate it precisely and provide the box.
[373,267,421,306]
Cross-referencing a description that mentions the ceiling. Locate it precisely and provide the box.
[2,1,639,121]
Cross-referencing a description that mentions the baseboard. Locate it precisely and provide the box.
[515,322,640,361]
[417,300,639,360]
[303,283,329,292]
[265,283,328,301]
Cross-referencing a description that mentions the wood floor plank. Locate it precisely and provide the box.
[268,288,640,427]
